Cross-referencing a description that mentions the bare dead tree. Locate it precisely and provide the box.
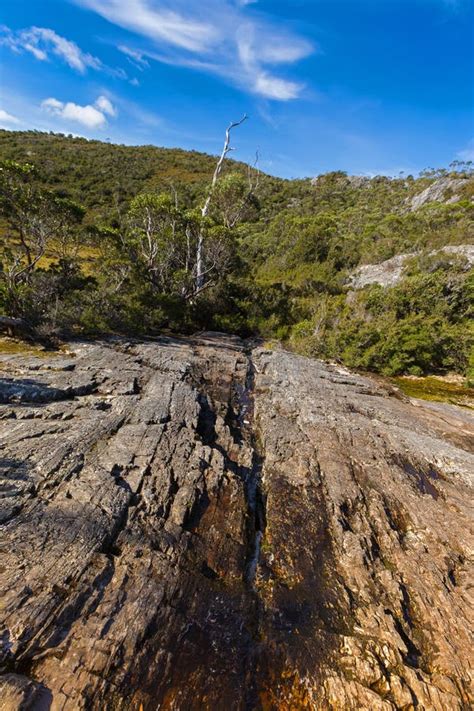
[196,114,248,291]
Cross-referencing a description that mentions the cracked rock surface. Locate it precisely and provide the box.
[0,334,472,710]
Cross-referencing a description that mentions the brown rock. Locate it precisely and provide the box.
[0,335,472,709]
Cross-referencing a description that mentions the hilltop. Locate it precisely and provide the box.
[0,130,244,219]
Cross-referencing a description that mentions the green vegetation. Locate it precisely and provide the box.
[0,336,63,358]
[0,129,473,378]
[393,376,473,408]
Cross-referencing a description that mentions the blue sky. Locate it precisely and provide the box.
[0,0,473,178]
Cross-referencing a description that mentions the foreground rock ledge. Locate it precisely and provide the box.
[0,334,472,711]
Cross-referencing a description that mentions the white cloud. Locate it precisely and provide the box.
[33,27,101,71]
[0,108,21,126]
[118,45,150,69]
[42,98,64,112]
[73,0,314,100]
[253,74,302,101]
[0,25,132,81]
[0,25,101,73]
[95,95,117,116]
[77,0,218,52]
[41,95,117,128]
[236,24,307,99]
[21,43,48,61]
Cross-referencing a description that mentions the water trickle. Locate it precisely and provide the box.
[237,351,267,589]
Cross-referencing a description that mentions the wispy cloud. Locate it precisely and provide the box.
[77,0,219,52]
[95,94,117,117]
[41,95,117,128]
[0,24,136,83]
[0,25,101,72]
[0,108,21,127]
[73,0,315,100]
[118,45,150,70]
[235,23,309,100]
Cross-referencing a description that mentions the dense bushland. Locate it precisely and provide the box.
[0,129,473,377]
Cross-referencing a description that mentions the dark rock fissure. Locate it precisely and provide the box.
[240,353,267,590]
[189,345,268,709]
[192,343,267,595]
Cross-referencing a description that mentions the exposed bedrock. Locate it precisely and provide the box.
[0,334,472,710]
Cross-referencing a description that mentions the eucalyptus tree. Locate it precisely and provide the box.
[197,115,249,291]
[48,198,86,262]
[0,161,45,286]
[0,160,85,312]
[122,194,235,303]
[125,192,180,292]
[210,171,259,229]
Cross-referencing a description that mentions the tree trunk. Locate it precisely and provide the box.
[196,115,248,292]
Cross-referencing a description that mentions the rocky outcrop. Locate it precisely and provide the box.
[310,175,371,189]
[0,335,472,710]
[348,254,408,290]
[408,177,471,211]
[348,244,474,290]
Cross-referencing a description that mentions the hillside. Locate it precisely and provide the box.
[0,130,473,378]
[0,129,257,219]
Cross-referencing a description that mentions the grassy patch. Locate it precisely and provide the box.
[0,336,65,358]
[392,375,473,408]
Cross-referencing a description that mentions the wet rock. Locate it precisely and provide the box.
[0,336,472,710]
[0,673,53,709]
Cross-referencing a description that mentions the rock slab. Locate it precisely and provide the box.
[0,335,472,710]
